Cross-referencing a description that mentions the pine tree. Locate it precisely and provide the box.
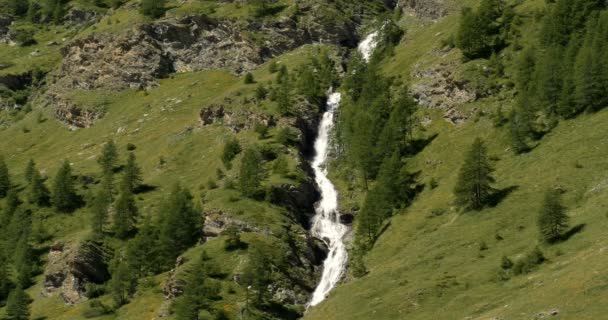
[538,188,569,243]
[27,169,50,206]
[0,247,12,301]
[158,185,201,268]
[171,253,220,320]
[5,286,31,320]
[113,187,138,239]
[239,148,265,198]
[0,155,11,198]
[126,219,161,277]
[454,138,496,210]
[14,234,35,289]
[241,247,272,305]
[24,159,36,184]
[534,46,563,116]
[121,153,142,193]
[8,0,29,16]
[52,160,78,212]
[109,259,136,307]
[98,140,118,176]
[0,189,20,229]
[91,187,111,236]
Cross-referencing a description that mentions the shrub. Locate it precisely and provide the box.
[244,72,255,84]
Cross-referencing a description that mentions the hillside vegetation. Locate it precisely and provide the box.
[1,0,608,319]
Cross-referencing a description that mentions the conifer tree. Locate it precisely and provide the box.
[8,0,29,16]
[121,153,142,193]
[241,247,271,305]
[453,138,495,210]
[14,234,35,289]
[534,47,563,116]
[0,248,11,302]
[109,259,136,307]
[158,185,201,268]
[0,189,20,229]
[52,160,78,212]
[91,187,111,236]
[98,140,118,176]
[0,155,11,198]
[239,148,265,198]
[538,188,569,243]
[24,159,36,184]
[5,286,31,320]
[113,186,138,239]
[27,169,50,206]
[172,253,220,319]
[126,219,161,277]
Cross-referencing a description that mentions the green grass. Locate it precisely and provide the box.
[0,42,332,319]
[307,107,608,320]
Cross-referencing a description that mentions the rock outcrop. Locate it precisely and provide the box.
[398,0,452,19]
[410,62,476,124]
[43,9,354,127]
[42,241,110,305]
[0,14,12,44]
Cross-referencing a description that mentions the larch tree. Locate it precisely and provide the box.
[453,138,496,210]
[239,148,265,198]
[0,155,11,198]
[52,160,79,213]
[538,188,569,243]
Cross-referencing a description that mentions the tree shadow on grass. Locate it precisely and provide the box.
[407,133,439,156]
[134,184,158,194]
[487,185,519,207]
[559,223,586,242]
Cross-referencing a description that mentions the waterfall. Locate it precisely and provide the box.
[358,31,379,62]
[308,31,379,307]
[309,92,347,306]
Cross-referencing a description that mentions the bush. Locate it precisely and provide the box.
[221,138,241,169]
[275,127,297,146]
[513,247,545,275]
[254,123,269,139]
[13,27,36,46]
[140,0,166,18]
[244,72,255,84]
[126,143,136,151]
[268,61,278,73]
[82,300,113,318]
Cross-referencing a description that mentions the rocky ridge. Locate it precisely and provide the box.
[42,5,356,127]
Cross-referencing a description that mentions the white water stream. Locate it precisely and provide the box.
[309,92,347,306]
[309,31,379,307]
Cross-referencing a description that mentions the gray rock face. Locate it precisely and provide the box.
[398,0,452,19]
[410,63,476,124]
[202,213,271,240]
[0,14,12,44]
[64,8,102,27]
[42,241,110,305]
[43,11,354,127]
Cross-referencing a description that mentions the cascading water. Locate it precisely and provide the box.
[357,31,379,62]
[308,31,379,307]
[309,92,347,306]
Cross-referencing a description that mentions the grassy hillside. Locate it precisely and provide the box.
[307,0,608,319]
[308,107,608,319]
[0,42,330,319]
